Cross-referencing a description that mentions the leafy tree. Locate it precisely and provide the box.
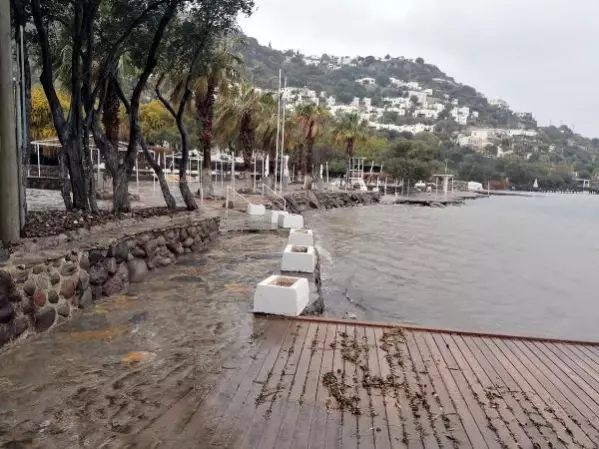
[215,83,265,181]
[415,57,424,64]
[295,104,328,189]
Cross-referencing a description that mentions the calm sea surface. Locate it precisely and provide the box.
[307,194,599,341]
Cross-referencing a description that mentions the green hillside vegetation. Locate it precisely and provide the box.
[236,35,599,187]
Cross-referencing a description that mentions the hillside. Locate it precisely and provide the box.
[237,35,535,130]
[237,35,599,183]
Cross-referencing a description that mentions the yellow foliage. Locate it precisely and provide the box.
[30,84,70,141]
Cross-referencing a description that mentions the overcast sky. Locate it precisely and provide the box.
[239,0,599,137]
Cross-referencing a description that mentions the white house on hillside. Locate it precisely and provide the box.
[356,77,376,86]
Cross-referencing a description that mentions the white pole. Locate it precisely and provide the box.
[232,152,236,191]
[135,156,139,194]
[37,144,40,177]
[280,76,287,194]
[253,154,256,192]
[274,69,282,192]
[326,161,329,186]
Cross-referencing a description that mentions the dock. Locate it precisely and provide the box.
[150,316,599,448]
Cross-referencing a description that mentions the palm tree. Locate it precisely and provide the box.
[295,104,327,190]
[215,83,266,186]
[332,112,369,181]
[193,42,242,197]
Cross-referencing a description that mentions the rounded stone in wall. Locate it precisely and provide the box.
[60,262,77,276]
[0,303,15,324]
[23,279,36,297]
[13,315,29,338]
[78,270,90,291]
[77,288,93,309]
[105,257,118,275]
[34,307,56,332]
[33,289,47,307]
[48,290,59,304]
[60,279,77,299]
[49,270,61,285]
[57,302,70,317]
[32,264,45,275]
[35,275,49,290]
[12,269,29,284]
[79,254,90,271]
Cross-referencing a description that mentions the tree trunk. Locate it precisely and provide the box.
[298,143,305,182]
[139,137,176,210]
[195,85,215,198]
[112,169,131,213]
[240,113,254,190]
[58,151,73,210]
[102,79,121,147]
[303,138,314,190]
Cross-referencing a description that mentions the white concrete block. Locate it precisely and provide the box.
[288,229,314,246]
[281,244,316,273]
[265,210,289,224]
[253,275,310,316]
[247,203,266,216]
[278,213,304,229]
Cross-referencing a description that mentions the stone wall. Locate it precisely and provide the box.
[0,217,219,349]
[276,191,381,214]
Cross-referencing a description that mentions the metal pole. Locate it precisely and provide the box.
[274,69,282,192]
[253,154,256,192]
[37,144,40,177]
[0,3,20,242]
[280,76,287,194]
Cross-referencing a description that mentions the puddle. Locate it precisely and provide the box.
[169,275,205,283]
[61,323,132,342]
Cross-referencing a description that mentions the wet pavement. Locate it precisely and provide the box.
[0,232,286,448]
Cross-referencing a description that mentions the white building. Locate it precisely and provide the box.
[304,55,321,66]
[350,97,361,108]
[363,97,372,111]
[407,91,427,105]
[356,77,376,86]
[415,108,440,119]
[451,106,470,125]
[507,129,538,137]
[383,96,409,107]
[490,98,509,109]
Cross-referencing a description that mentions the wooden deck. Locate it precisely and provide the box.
[156,317,599,449]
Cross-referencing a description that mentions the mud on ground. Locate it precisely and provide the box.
[0,232,286,448]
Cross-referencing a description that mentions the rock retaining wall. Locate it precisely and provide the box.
[0,217,219,349]
[276,191,381,214]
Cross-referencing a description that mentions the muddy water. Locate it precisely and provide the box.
[0,232,286,448]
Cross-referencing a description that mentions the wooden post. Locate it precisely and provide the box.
[0,4,20,242]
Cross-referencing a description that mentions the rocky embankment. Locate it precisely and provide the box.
[0,217,219,349]
[274,191,381,214]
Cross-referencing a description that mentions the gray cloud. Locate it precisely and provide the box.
[239,0,599,136]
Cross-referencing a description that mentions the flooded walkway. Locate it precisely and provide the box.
[0,232,286,448]
[3,229,599,448]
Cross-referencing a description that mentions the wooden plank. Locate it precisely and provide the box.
[323,322,343,449]
[482,338,570,448]
[373,327,408,448]
[210,319,291,448]
[422,332,489,448]
[567,345,599,375]
[252,322,311,449]
[290,322,327,449]
[338,323,359,449]
[431,333,502,449]
[554,343,599,378]
[457,335,538,446]
[350,324,376,449]
[509,339,599,445]
[308,321,336,449]
[364,326,392,449]
[468,336,563,447]
[411,331,473,448]
[274,322,319,449]
[402,331,440,449]
[404,331,459,448]
[440,333,516,448]
[536,343,599,416]
[179,318,279,445]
